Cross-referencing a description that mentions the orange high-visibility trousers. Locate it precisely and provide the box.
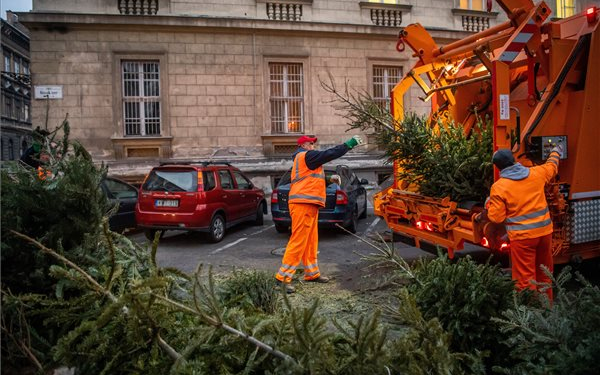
[510,233,553,301]
[275,203,321,283]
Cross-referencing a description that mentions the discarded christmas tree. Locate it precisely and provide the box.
[321,77,494,202]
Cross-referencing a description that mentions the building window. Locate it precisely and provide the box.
[14,56,20,75]
[14,99,22,120]
[269,63,304,134]
[368,0,400,3]
[22,61,29,75]
[372,65,402,111]
[556,0,575,18]
[7,139,14,160]
[121,61,161,136]
[4,53,10,72]
[24,103,30,122]
[4,97,13,118]
[459,0,484,11]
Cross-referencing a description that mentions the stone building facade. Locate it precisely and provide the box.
[18,0,510,186]
[1,12,32,161]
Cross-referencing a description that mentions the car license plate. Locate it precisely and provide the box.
[155,199,179,207]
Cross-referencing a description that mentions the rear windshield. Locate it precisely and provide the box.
[142,170,197,192]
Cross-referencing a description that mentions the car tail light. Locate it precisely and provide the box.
[271,189,278,204]
[335,190,348,205]
[197,171,204,192]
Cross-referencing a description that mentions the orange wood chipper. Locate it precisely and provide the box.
[373,0,600,263]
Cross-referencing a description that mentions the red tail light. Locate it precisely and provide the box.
[271,189,278,204]
[481,237,490,247]
[197,171,204,192]
[586,7,598,24]
[335,190,348,205]
[415,220,434,232]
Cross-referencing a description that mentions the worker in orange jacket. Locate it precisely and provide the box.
[275,134,363,293]
[486,145,563,300]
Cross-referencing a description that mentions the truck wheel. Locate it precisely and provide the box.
[275,224,289,233]
[207,214,226,243]
[254,203,264,226]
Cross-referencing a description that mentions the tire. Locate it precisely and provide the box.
[254,203,264,226]
[144,229,163,242]
[345,205,359,234]
[207,214,226,243]
[359,194,368,219]
[275,224,289,233]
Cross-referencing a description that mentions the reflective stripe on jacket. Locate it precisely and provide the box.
[488,151,560,241]
[288,151,326,207]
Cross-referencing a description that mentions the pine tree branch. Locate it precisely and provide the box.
[335,224,420,285]
[10,230,184,362]
[151,293,297,364]
[102,221,117,291]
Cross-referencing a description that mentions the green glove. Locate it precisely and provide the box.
[344,135,363,149]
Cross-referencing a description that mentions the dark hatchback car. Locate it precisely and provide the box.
[101,177,139,232]
[136,162,267,242]
[271,165,368,233]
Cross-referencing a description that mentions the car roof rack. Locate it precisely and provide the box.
[158,161,232,167]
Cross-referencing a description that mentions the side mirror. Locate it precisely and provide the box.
[359,178,369,185]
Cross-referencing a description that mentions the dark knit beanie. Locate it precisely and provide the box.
[492,149,515,170]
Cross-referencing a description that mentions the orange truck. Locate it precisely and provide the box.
[373,0,600,263]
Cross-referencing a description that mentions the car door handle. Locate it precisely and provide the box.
[222,194,227,198]
[240,194,246,197]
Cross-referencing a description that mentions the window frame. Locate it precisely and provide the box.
[121,60,161,137]
[368,61,404,112]
[264,56,310,135]
[112,52,170,138]
[218,170,235,190]
[232,170,252,190]
[556,0,576,18]
[458,0,485,11]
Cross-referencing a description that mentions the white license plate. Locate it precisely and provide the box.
[155,199,179,207]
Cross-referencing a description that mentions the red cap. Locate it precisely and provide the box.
[297,135,318,145]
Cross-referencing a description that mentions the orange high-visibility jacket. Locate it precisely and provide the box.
[288,151,326,207]
[488,151,560,241]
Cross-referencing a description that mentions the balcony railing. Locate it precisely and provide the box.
[359,2,412,27]
[452,9,497,33]
[370,8,402,27]
[118,0,159,15]
[266,2,303,21]
[461,14,490,32]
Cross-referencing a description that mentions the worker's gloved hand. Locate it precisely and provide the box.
[551,143,564,158]
[344,135,364,149]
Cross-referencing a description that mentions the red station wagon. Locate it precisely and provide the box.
[135,162,266,242]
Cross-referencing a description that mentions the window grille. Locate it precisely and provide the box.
[556,0,575,18]
[122,61,161,136]
[269,63,304,134]
[373,65,402,111]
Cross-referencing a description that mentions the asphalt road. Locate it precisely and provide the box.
[126,195,452,289]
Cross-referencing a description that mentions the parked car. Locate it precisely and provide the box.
[271,165,368,233]
[101,177,139,232]
[135,162,267,242]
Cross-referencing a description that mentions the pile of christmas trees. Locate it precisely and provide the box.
[2,120,599,374]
